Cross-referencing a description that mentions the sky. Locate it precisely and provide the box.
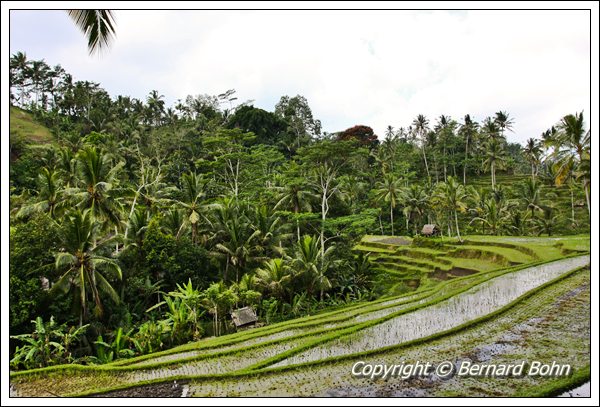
[8,8,591,144]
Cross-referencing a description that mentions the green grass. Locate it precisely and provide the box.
[10,106,53,144]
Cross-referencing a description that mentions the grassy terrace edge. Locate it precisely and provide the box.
[10,255,578,379]
[31,259,588,397]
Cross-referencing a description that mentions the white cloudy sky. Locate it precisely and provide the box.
[9,8,591,144]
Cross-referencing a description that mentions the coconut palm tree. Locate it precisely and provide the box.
[459,114,478,185]
[469,196,514,236]
[515,178,544,219]
[210,203,260,283]
[67,146,124,228]
[494,110,514,138]
[400,184,430,235]
[482,138,507,190]
[273,179,316,241]
[533,205,561,236]
[174,172,210,245]
[435,177,468,241]
[552,112,590,216]
[523,138,542,182]
[373,174,403,236]
[292,235,333,300]
[248,205,290,259]
[253,258,292,301]
[50,209,122,326]
[412,114,431,179]
[68,10,116,55]
[16,167,64,219]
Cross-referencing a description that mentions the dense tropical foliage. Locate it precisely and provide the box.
[9,53,591,369]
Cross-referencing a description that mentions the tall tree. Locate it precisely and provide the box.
[459,114,478,185]
[552,112,590,216]
[50,209,122,326]
[412,114,431,180]
[436,177,468,241]
[522,138,542,182]
[68,146,123,228]
[482,137,507,191]
[174,172,210,245]
[373,174,403,236]
[400,184,430,235]
[274,95,321,150]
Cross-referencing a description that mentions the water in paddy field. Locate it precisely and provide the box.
[273,256,589,367]
[558,382,590,397]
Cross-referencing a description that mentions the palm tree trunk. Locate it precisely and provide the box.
[491,162,496,190]
[570,187,575,226]
[421,145,430,179]
[454,210,462,242]
[531,163,535,182]
[443,145,447,182]
[390,204,394,236]
[463,138,469,185]
[378,212,384,234]
[583,178,590,216]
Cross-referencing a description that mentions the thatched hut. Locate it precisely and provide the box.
[231,307,258,330]
[421,224,440,237]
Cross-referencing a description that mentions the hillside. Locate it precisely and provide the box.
[9,235,590,397]
[9,106,54,162]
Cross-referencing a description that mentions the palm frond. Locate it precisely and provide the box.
[68,10,116,55]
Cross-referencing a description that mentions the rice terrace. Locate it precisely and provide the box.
[5,6,594,402]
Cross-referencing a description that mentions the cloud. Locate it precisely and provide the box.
[9,9,590,144]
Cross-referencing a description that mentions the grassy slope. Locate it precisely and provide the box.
[10,106,53,144]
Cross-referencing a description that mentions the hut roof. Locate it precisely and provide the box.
[231,307,258,328]
[421,224,439,235]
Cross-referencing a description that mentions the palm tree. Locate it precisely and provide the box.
[253,258,291,301]
[373,174,402,236]
[494,110,514,139]
[400,184,430,235]
[174,172,210,245]
[533,205,561,236]
[482,138,507,190]
[459,114,478,185]
[523,138,542,181]
[16,168,63,219]
[68,146,123,227]
[515,178,544,219]
[436,177,468,241]
[146,90,165,126]
[434,115,456,182]
[248,205,290,259]
[50,209,122,326]
[68,10,116,55]
[273,179,315,241]
[210,203,260,283]
[552,112,590,215]
[412,114,431,179]
[9,52,29,105]
[292,235,332,300]
[469,197,509,236]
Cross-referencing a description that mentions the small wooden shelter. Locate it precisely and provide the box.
[421,224,440,237]
[231,306,258,330]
